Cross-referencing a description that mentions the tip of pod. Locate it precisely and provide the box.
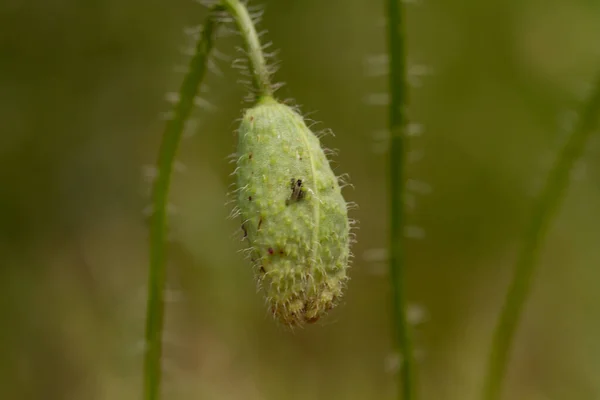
[256,95,277,106]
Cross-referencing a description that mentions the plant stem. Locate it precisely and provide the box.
[220,0,272,98]
[143,8,221,400]
[482,76,600,400]
[386,0,417,399]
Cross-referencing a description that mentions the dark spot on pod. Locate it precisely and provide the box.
[286,178,306,205]
[279,249,284,255]
[259,266,266,274]
[249,152,253,160]
[241,223,247,238]
[248,196,252,201]
[249,116,254,121]
[268,247,274,255]
[257,216,263,230]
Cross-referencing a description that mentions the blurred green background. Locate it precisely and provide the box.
[2,0,600,399]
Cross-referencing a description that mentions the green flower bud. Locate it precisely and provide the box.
[234,96,352,326]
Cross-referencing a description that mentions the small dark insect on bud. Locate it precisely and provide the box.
[285,178,306,205]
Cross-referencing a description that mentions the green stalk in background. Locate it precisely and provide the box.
[143,7,222,400]
[386,0,417,399]
[482,76,600,400]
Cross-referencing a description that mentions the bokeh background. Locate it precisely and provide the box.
[2,0,600,399]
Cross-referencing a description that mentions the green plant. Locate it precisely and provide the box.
[386,0,417,399]
[482,76,600,400]
[223,0,352,327]
[143,0,353,398]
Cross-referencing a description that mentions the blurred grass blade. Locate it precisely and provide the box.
[386,0,417,399]
[143,8,222,400]
[483,75,600,400]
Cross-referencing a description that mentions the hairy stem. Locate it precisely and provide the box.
[482,76,600,400]
[221,0,272,98]
[386,0,417,399]
[143,9,221,400]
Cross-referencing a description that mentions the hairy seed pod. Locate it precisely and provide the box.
[235,96,351,326]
